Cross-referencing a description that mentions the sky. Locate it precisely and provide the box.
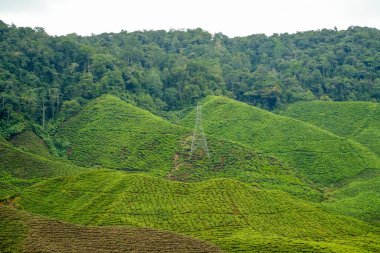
[0,0,379,37]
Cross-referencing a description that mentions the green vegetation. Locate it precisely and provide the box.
[10,130,52,158]
[56,95,320,200]
[282,101,380,226]
[1,94,379,251]
[320,169,380,226]
[1,21,380,134]
[284,100,380,157]
[1,21,380,251]
[57,95,185,172]
[0,207,223,253]
[0,207,27,252]
[0,138,84,180]
[179,96,380,186]
[17,169,380,252]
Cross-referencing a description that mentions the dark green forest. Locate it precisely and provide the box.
[1,20,380,137]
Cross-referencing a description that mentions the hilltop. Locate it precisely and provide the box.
[179,96,380,186]
[16,169,380,252]
[1,21,380,253]
[283,100,380,157]
[1,23,380,134]
[55,95,320,199]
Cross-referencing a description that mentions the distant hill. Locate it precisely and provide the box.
[56,95,320,199]
[1,22,380,253]
[283,101,380,157]
[17,169,380,252]
[0,207,222,253]
[1,22,380,135]
[179,96,380,186]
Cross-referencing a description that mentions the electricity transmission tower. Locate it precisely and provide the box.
[190,103,210,159]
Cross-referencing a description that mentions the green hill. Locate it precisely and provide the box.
[283,101,380,157]
[0,139,83,180]
[179,96,380,186]
[0,138,86,203]
[55,95,320,200]
[320,169,380,226]
[282,101,380,225]
[16,169,380,252]
[0,207,222,253]
[57,95,185,173]
[10,130,52,158]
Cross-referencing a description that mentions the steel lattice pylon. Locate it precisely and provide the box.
[190,103,210,159]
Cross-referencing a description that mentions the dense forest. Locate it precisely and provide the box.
[0,20,380,137]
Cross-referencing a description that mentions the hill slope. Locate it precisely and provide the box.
[17,170,379,252]
[56,95,320,200]
[0,138,83,180]
[320,169,380,226]
[282,101,380,225]
[179,96,380,186]
[283,101,380,157]
[0,207,222,253]
[0,137,87,204]
[10,130,52,158]
[57,95,184,173]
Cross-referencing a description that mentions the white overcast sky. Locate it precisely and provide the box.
[0,0,379,37]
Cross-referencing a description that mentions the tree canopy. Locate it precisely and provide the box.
[0,20,379,136]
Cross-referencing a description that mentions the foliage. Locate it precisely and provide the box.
[1,21,380,129]
[9,129,52,158]
[0,207,27,253]
[55,95,321,200]
[1,21,380,251]
[283,100,380,157]
[320,169,380,226]
[0,207,222,253]
[0,138,84,179]
[18,169,380,252]
[179,96,380,186]
[282,101,380,226]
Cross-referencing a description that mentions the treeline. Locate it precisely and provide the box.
[0,20,380,135]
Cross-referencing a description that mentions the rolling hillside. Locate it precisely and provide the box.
[320,169,380,226]
[0,207,222,253]
[282,101,380,225]
[57,95,185,173]
[55,95,321,200]
[10,130,52,158]
[1,23,380,253]
[283,101,380,157]
[1,95,379,252]
[16,169,380,252]
[0,137,87,204]
[179,96,380,186]
[0,138,83,180]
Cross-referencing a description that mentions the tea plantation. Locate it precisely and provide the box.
[179,96,380,186]
[17,169,380,252]
[1,95,379,252]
